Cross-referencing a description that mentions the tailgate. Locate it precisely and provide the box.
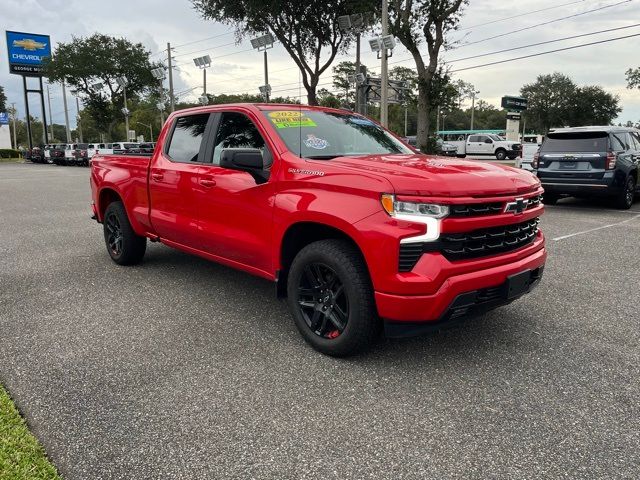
[538,132,608,180]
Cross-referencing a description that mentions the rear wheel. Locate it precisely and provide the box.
[615,176,636,210]
[103,201,146,265]
[495,149,507,160]
[287,239,379,357]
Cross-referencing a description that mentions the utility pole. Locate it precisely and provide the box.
[123,85,129,140]
[46,85,54,140]
[404,104,408,137]
[167,43,175,112]
[380,0,389,127]
[355,34,361,113]
[203,68,207,96]
[75,96,84,143]
[470,90,479,130]
[263,51,269,102]
[10,103,17,149]
[61,80,71,142]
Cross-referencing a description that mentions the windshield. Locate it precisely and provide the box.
[488,134,504,141]
[262,109,412,159]
[541,133,608,153]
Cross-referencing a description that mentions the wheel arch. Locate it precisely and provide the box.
[277,221,369,298]
[97,187,123,221]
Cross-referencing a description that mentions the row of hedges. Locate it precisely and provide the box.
[0,149,21,158]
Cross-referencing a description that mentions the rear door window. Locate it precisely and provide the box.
[468,135,479,142]
[166,113,210,163]
[541,133,608,153]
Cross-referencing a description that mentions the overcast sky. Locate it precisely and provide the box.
[1,0,639,130]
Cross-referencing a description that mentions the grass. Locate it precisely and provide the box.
[0,158,22,163]
[0,384,61,479]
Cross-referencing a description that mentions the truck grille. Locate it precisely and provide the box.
[398,218,540,271]
[448,195,540,217]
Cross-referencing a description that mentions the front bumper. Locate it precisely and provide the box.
[375,239,546,324]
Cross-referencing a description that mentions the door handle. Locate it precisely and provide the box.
[151,172,164,181]
[199,178,216,188]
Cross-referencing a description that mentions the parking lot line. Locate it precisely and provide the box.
[544,205,640,215]
[552,214,640,241]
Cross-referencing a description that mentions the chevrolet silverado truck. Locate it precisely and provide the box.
[90,104,546,356]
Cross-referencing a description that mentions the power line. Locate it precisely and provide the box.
[450,31,640,73]
[458,0,587,31]
[457,0,633,49]
[172,40,240,59]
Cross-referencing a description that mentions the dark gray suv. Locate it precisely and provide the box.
[535,126,640,209]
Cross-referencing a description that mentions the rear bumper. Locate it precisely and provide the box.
[375,242,546,325]
[539,171,621,195]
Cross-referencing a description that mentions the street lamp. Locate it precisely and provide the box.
[136,122,153,142]
[115,76,130,140]
[69,89,84,143]
[193,55,211,100]
[338,13,367,113]
[198,95,209,106]
[250,33,274,102]
[258,84,272,102]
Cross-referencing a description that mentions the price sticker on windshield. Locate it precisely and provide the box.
[268,111,317,129]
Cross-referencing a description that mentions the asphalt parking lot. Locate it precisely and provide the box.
[1,162,638,479]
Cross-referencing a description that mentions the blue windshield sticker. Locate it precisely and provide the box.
[349,117,376,126]
[304,134,330,150]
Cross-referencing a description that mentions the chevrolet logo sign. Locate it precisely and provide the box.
[504,197,529,215]
[13,38,47,51]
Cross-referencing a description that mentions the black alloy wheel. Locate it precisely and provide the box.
[296,262,349,340]
[105,212,123,257]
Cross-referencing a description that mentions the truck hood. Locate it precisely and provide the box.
[328,154,540,197]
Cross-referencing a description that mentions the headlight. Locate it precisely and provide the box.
[381,194,449,219]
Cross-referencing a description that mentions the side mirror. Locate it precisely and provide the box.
[219,148,269,184]
[484,139,493,144]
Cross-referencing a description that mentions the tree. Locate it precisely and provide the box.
[332,61,357,105]
[388,0,467,152]
[192,0,366,105]
[0,85,6,112]
[626,67,640,89]
[521,72,620,132]
[45,34,160,139]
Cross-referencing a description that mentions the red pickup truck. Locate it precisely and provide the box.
[90,104,546,356]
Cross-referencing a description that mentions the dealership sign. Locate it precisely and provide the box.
[0,112,8,125]
[5,31,51,75]
[501,96,528,111]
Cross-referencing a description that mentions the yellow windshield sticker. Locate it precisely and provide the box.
[268,111,316,129]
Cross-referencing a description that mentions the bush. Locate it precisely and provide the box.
[0,149,20,159]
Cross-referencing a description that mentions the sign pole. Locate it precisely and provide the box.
[22,76,33,152]
[38,76,49,144]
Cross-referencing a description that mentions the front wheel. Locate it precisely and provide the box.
[495,149,507,160]
[615,176,636,210]
[103,201,146,265]
[287,239,380,357]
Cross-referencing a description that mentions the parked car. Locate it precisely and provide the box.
[99,142,140,155]
[26,146,44,163]
[91,104,546,357]
[64,143,79,165]
[138,142,156,155]
[50,144,66,165]
[74,143,90,166]
[87,143,106,162]
[535,126,640,209]
[43,144,54,164]
[436,138,458,157]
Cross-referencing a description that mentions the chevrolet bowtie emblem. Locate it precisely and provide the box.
[504,197,529,215]
[13,39,47,51]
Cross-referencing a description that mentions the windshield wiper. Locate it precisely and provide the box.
[305,155,342,160]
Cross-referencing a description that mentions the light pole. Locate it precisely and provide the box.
[46,84,54,140]
[193,55,212,102]
[70,90,84,143]
[338,13,367,113]
[250,33,275,102]
[167,43,175,112]
[137,122,153,142]
[116,76,130,140]
[61,80,71,142]
[470,90,480,130]
[369,33,396,127]
[10,103,17,149]
[157,102,165,127]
